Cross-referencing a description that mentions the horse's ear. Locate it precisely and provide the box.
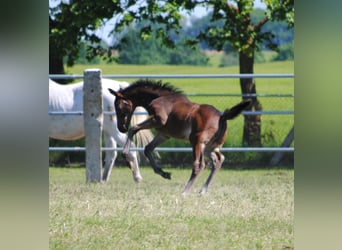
[108,88,122,98]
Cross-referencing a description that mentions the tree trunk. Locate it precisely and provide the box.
[239,51,262,147]
[49,56,69,84]
[49,56,64,75]
[49,16,66,79]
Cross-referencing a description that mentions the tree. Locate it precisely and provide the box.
[122,0,294,146]
[198,0,294,146]
[49,0,135,75]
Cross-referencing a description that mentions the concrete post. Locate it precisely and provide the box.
[83,69,103,182]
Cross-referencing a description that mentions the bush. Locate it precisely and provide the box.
[273,43,294,61]
[118,28,209,66]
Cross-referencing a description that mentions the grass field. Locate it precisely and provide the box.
[49,167,293,249]
[65,61,293,96]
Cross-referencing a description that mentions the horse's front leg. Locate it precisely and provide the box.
[114,128,143,183]
[122,129,134,157]
[144,134,171,179]
[122,116,160,165]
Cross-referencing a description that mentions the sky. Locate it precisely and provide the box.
[98,0,266,45]
[49,0,267,44]
[192,0,266,17]
[49,0,266,10]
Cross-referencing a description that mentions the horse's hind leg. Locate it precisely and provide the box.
[102,134,117,182]
[182,142,206,195]
[199,149,224,194]
[144,134,171,179]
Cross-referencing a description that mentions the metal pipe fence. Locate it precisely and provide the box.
[49,147,294,152]
[49,73,294,153]
[50,73,294,80]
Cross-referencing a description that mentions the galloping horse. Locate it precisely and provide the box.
[109,79,251,194]
[49,78,155,183]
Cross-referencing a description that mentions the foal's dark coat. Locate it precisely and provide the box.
[109,79,251,194]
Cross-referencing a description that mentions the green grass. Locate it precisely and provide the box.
[50,167,293,249]
[65,61,293,115]
[65,61,293,92]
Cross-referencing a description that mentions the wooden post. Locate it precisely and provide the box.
[83,69,103,182]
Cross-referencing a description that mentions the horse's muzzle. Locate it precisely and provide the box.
[118,124,128,133]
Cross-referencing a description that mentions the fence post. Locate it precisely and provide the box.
[83,69,103,182]
[270,126,294,165]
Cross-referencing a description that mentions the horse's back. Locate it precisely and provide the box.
[49,80,86,140]
[49,80,83,111]
[49,78,144,141]
[157,96,223,140]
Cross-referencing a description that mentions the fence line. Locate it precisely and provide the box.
[49,72,294,156]
[49,147,294,152]
[49,110,294,116]
[186,93,294,97]
[49,73,294,80]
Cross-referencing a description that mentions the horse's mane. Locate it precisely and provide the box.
[123,79,183,95]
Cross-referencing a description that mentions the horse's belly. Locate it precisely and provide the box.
[158,122,191,140]
[177,125,191,139]
[49,116,85,140]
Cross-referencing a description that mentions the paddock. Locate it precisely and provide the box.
[49,70,294,182]
[49,69,294,249]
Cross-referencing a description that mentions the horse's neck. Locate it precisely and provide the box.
[128,88,162,108]
[129,91,160,109]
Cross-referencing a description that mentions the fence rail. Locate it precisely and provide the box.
[49,72,294,158]
[49,147,294,152]
[49,73,294,80]
[49,110,294,116]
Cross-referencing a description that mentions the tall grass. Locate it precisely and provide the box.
[50,167,293,249]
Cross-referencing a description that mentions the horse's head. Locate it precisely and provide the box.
[108,88,134,133]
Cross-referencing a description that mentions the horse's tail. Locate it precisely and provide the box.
[215,99,252,141]
[130,107,160,158]
[221,99,252,121]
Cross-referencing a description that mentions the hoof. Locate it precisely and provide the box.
[162,172,171,180]
[181,191,189,196]
[134,176,143,183]
[154,168,171,180]
[199,189,208,195]
[101,176,109,183]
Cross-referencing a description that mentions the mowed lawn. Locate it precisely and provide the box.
[49,167,293,249]
[65,61,294,97]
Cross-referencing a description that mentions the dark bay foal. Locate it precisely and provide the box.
[109,79,251,194]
